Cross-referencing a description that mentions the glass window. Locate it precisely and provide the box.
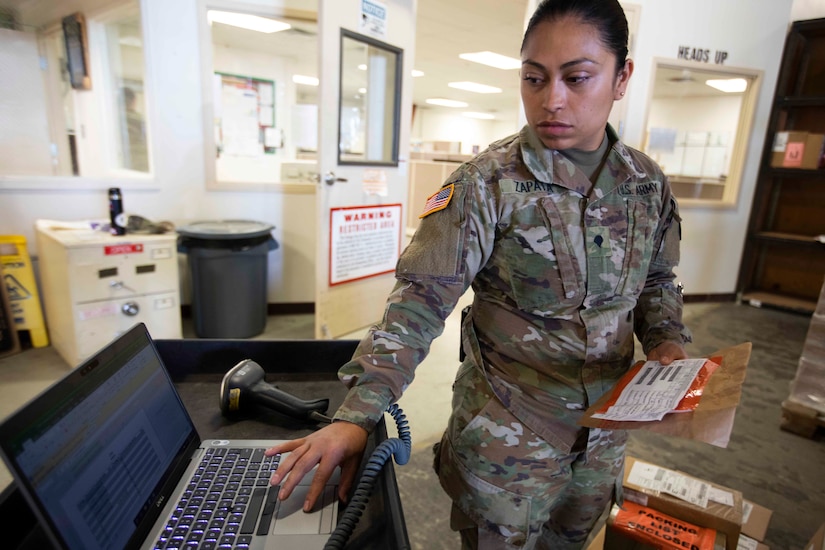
[0,2,149,179]
[205,8,319,186]
[43,29,78,175]
[338,30,401,166]
[643,60,762,206]
[105,13,149,172]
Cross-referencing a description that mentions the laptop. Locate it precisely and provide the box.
[0,323,339,550]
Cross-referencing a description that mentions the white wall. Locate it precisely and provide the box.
[649,96,743,139]
[411,107,517,154]
[620,0,794,295]
[790,0,825,21]
[1,0,822,307]
[648,95,742,176]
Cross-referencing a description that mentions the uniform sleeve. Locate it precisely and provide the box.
[633,177,693,354]
[333,164,495,431]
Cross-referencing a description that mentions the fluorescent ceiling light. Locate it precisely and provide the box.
[292,74,319,86]
[119,36,142,48]
[463,112,496,120]
[705,78,748,93]
[425,98,469,108]
[358,64,368,71]
[207,10,291,33]
[448,81,502,94]
[412,69,425,77]
[459,51,521,70]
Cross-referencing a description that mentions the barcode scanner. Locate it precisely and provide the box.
[220,359,331,423]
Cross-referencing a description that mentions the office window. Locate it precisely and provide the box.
[204,8,319,187]
[0,2,150,179]
[643,60,761,206]
[104,12,149,173]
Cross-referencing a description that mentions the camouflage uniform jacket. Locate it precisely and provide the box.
[334,124,691,453]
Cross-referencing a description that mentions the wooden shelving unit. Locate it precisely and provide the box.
[737,18,825,314]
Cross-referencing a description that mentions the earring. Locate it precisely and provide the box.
[620,91,625,96]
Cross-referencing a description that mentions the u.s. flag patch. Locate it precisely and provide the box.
[419,183,454,218]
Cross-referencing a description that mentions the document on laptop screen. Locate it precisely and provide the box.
[11,344,193,550]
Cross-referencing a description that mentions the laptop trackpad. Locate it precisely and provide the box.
[271,485,337,535]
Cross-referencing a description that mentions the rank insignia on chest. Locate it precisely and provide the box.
[419,183,455,218]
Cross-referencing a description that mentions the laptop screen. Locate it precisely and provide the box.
[0,324,199,550]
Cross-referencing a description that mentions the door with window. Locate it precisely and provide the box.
[315,0,415,338]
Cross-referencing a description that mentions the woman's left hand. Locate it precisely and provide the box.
[646,341,688,365]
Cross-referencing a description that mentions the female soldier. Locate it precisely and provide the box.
[268,0,691,547]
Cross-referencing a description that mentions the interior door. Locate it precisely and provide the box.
[315,0,415,339]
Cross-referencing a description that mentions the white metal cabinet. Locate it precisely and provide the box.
[35,220,182,366]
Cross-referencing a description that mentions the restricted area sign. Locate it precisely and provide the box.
[329,204,402,285]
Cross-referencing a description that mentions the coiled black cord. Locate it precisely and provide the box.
[323,404,411,550]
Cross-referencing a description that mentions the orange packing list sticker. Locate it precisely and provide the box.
[672,356,722,412]
[594,356,722,420]
[610,500,718,550]
[419,183,454,218]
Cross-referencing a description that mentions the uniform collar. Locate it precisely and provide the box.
[520,124,642,196]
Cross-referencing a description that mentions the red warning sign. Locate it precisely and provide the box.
[105,243,144,255]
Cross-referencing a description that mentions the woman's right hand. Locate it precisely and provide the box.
[265,421,368,512]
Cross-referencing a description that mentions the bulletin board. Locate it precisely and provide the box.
[213,72,280,157]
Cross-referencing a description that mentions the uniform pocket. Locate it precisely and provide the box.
[497,199,582,315]
[439,364,570,546]
[617,199,654,296]
[397,182,466,281]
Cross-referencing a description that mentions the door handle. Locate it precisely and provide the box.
[323,171,348,186]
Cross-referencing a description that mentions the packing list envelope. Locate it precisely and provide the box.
[579,342,752,448]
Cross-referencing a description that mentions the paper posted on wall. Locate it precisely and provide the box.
[592,357,721,422]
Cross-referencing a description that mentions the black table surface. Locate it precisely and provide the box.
[0,338,410,550]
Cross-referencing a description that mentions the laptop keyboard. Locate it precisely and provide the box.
[154,447,281,550]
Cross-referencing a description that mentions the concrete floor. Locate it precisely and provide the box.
[1,299,823,549]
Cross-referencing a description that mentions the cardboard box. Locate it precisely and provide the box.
[737,534,769,550]
[622,457,744,550]
[805,522,824,550]
[605,502,726,549]
[771,131,825,169]
[585,524,606,550]
[741,500,772,542]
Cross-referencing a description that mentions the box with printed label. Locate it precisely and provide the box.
[736,534,769,550]
[604,502,726,549]
[741,500,772,542]
[622,457,744,550]
[771,131,825,169]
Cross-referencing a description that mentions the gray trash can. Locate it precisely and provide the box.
[178,220,278,338]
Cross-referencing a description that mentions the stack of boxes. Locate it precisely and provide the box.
[586,457,776,550]
[612,457,745,549]
[783,279,825,436]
